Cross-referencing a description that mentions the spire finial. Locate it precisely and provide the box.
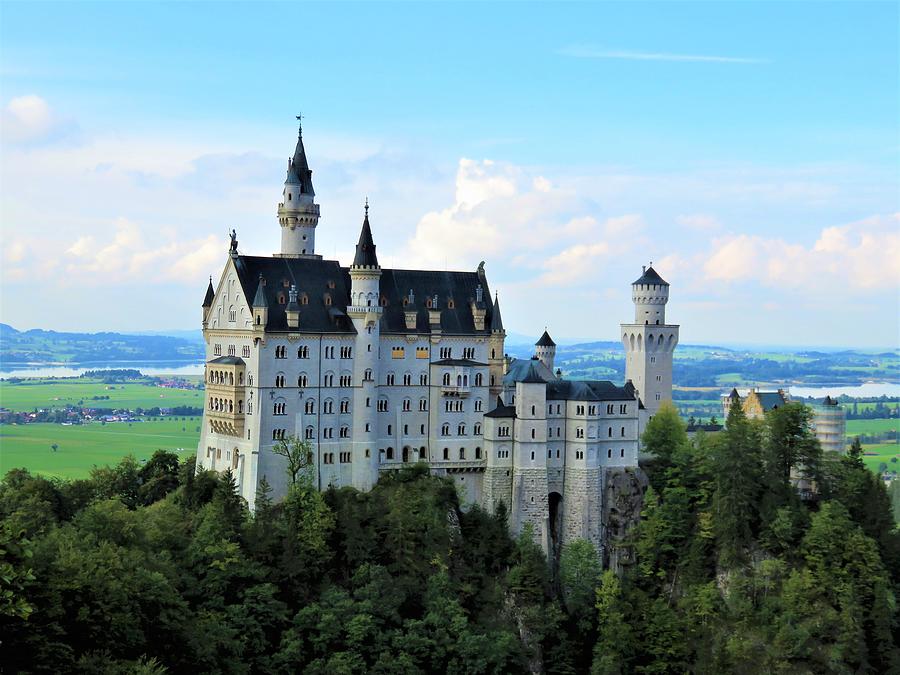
[296,113,303,137]
[364,196,369,217]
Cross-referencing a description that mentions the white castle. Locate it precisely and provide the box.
[196,123,678,556]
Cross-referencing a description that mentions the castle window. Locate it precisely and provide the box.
[530,451,535,461]
[340,399,350,414]
[655,393,661,401]
[441,423,450,436]
[458,423,466,435]
[305,399,315,414]
[608,427,613,437]
[475,447,481,459]
[474,423,481,435]
[392,346,405,359]
[278,294,286,305]
[403,373,412,386]
[298,374,308,387]
[621,448,625,458]
[416,347,429,359]
[323,399,334,414]
[386,447,394,460]
[531,428,536,439]
[442,372,451,386]
[324,293,332,306]
[403,398,411,412]
[242,346,251,358]
[275,374,285,388]
[305,426,314,439]
[298,345,309,358]
[607,404,614,414]
[459,447,465,459]
[426,298,432,309]
[448,299,455,309]
[531,405,535,415]
[608,449,612,459]
[419,398,428,411]
[420,373,428,385]
[621,426,626,437]
[620,404,627,414]
[301,294,308,305]
[474,399,483,412]
[380,295,388,306]
[443,447,449,460]
[386,373,395,386]
[364,369,373,382]
[475,373,483,386]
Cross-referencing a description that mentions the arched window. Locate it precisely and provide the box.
[442,423,450,436]
[442,372,451,386]
[475,373,483,386]
[459,447,465,460]
[475,446,482,459]
[443,447,449,459]
[386,447,394,460]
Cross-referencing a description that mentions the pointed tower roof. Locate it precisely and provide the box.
[352,201,379,268]
[632,265,669,286]
[521,361,546,384]
[285,121,315,196]
[490,293,504,332]
[202,276,215,307]
[536,330,556,347]
[728,387,741,400]
[252,274,268,308]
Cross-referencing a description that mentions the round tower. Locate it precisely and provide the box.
[621,264,679,420]
[347,202,382,489]
[534,330,556,372]
[277,120,321,258]
[632,264,669,325]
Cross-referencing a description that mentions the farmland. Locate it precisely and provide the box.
[0,377,203,412]
[0,418,199,480]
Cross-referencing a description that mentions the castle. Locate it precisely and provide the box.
[196,123,678,557]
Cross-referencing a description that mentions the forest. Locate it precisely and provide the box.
[1,402,898,674]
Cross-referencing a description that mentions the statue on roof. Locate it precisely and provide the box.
[229,229,238,253]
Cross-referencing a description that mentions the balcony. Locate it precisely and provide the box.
[441,385,471,397]
[208,408,245,437]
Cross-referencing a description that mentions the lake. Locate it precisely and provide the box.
[789,382,900,398]
[0,362,205,379]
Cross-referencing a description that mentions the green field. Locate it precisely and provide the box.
[861,443,900,474]
[846,418,898,436]
[0,378,203,412]
[0,418,199,479]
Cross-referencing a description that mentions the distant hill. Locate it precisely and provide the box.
[0,324,205,364]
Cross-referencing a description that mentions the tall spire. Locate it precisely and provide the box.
[490,292,504,332]
[202,276,215,307]
[352,201,379,268]
[252,274,268,308]
[286,119,315,197]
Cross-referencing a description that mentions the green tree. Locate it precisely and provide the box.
[273,435,315,487]
[713,403,762,568]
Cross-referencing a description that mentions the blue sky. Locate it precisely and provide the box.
[1,2,898,347]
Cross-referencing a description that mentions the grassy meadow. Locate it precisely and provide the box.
[0,417,200,480]
[860,443,900,474]
[0,377,203,412]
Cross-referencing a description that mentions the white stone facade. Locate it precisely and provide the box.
[196,125,677,557]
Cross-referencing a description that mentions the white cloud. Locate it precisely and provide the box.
[703,213,900,290]
[1,95,55,144]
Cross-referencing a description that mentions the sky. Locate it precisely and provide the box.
[1,1,898,348]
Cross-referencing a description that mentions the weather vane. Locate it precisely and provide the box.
[296,113,303,135]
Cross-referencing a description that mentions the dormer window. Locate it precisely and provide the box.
[324,293,332,306]
[327,280,336,289]
[283,279,290,288]
[447,298,455,309]
[301,294,309,305]
[380,295,388,306]
[278,294,286,304]
[288,193,292,201]
[426,298,433,309]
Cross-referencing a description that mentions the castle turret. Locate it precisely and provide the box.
[347,202,382,488]
[277,120,321,258]
[251,274,268,331]
[621,265,679,419]
[285,284,300,329]
[535,330,556,373]
[202,276,215,325]
[511,361,549,553]
[488,292,506,401]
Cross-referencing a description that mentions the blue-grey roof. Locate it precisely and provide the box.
[632,266,668,286]
[231,256,500,335]
[208,355,245,366]
[503,357,556,385]
[755,391,787,411]
[432,358,488,367]
[545,379,636,402]
[536,330,556,347]
[490,294,504,332]
[352,213,379,268]
[286,129,315,196]
[202,277,215,307]
[485,397,516,418]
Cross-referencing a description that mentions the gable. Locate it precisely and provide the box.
[208,257,253,330]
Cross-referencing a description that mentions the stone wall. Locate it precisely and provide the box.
[602,467,648,573]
